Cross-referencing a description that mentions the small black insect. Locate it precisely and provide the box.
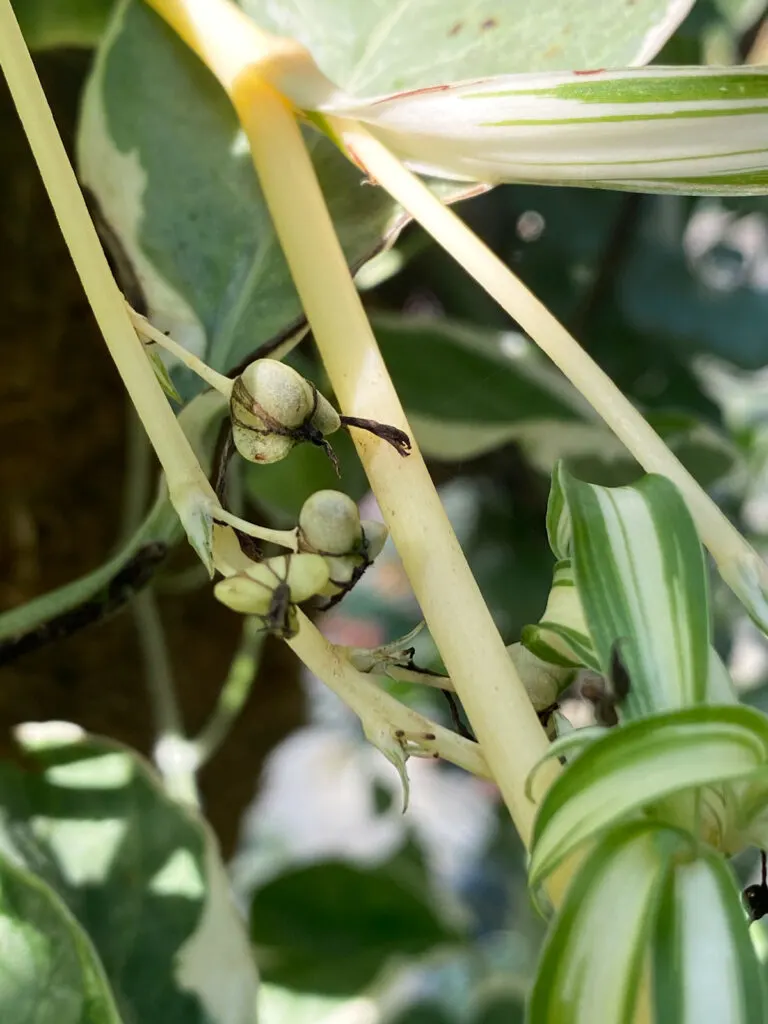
[743,850,768,923]
[246,557,297,640]
[581,639,633,727]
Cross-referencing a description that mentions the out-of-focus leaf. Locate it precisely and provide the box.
[376,315,741,479]
[244,430,368,525]
[0,724,257,1024]
[249,859,462,995]
[561,470,712,716]
[76,0,402,392]
[77,0,692,391]
[528,705,768,889]
[0,853,123,1023]
[652,847,766,1024]
[386,1003,455,1024]
[471,989,526,1024]
[11,0,114,49]
[528,822,690,1024]
[245,0,692,92]
[620,196,768,370]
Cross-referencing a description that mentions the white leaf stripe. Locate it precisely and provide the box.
[564,473,710,716]
[528,705,768,889]
[529,822,688,1024]
[322,66,768,192]
[652,852,766,1024]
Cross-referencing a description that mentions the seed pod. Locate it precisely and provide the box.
[230,359,315,463]
[298,490,362,556]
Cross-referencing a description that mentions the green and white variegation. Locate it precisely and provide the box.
[320,67,768,196]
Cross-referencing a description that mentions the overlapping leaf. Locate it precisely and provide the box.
[0,725,257,1024]
[561,469,712,716]
[528,705,768,889]
[324,67,768,195]
[77,0,695,384]
[0,854,124,1024]
[652,849,766,1023]
[529,822,690,1024]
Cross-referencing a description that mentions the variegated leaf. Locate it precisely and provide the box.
[323,66,768,196]
[546,460,572,561]
[562,470,711,717]
[652,849,766,1024]
[528,705,768,890]
[521,559,598,670]
[528,821,690,1024]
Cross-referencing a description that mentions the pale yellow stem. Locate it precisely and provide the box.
[144,0,559,847]
[213,507,298,550]
[0,0,217,514]
[288,613,490,781]
[127,304,233,397]
[335,121,765,597]
[231,77,557,846]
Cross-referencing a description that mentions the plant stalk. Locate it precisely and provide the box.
[234,78,557,842]
[0,0,218,519]
[288,614,490,781]
[335,120,766,604]
[145,0,559,852]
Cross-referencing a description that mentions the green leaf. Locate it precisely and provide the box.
[528,705,768,890]
[0,853,123,1023]
[76,0,408,388]
[147,350,182,403]
[11,0,114,49]
[376,315,740,475]
[244,0,692,91]
[561,470,711,716]
[0,725,257,1024]
[77,0,692,387]
[528,822,690,1024]
[652,848,767,1024]
[250,859,461,995]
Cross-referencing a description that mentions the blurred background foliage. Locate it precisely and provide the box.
[4,0,768,1021]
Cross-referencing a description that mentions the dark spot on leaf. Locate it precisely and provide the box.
[481,17,498,30]
[448,21,463,36]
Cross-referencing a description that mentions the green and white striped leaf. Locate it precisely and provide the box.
[323,67,768,196]
[562,470,711,717]
[528,822,690,1024]
[528,705,768,890]
[521,560,599,670]
[546,462,572,562]
[0,852,124,1023]
[652,849,767,1024]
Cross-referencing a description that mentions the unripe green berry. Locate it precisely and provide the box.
[360,520,388,560]
[230,359,314,463]
[298,490,362,556]
[214,574,274,615]
[310,394,341,437]
[320,553,367,597]
[214,553,330,622]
